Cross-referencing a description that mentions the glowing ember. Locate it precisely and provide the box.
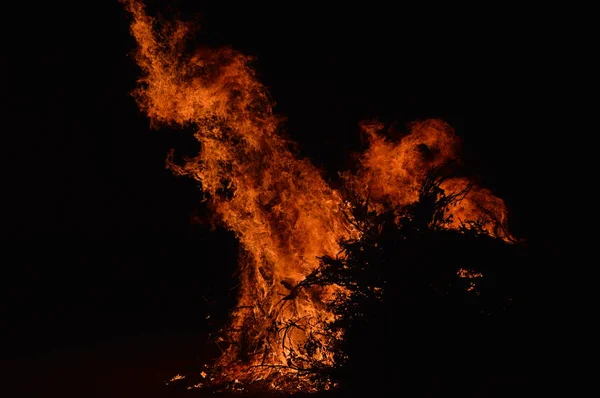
[168,374,185,382]
[457,268,484,292]
[121,0,512,392]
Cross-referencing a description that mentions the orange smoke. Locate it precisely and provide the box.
[122,0,512,392]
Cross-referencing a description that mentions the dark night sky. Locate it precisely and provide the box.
[4,1,558,360]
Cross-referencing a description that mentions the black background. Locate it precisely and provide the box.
[4,0,558,365]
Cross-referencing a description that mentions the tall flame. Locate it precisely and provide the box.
[123,0,355,388]
[122,0,512,391]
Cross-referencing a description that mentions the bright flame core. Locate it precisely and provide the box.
[122,0,512,391]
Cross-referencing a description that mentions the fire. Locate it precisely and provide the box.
[349,119,513,241]
[122,0,354,389]
[121,0,513,392]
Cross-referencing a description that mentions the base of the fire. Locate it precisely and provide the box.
[162,167,528,395]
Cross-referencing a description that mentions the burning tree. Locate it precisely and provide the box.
[121,0,518,394]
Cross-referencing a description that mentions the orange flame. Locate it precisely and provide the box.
[122,0,355,389]
[350,119,513,240]
[122,0,513,391]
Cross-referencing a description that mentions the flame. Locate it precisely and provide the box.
[349,119,513,240]
[122,0,513,391]
[122,0,354,389]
